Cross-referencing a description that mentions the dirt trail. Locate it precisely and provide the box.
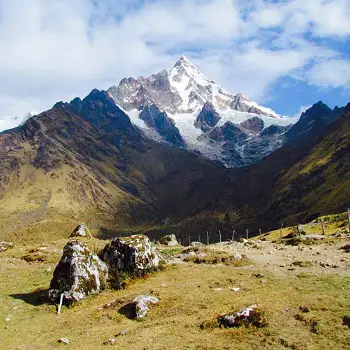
[213,239,350,277]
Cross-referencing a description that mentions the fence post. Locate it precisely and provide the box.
[57,293,64,315]
[259,228,262,240]
[188,235,191,246]
[198,234,201,243]
[321,218,326,236]
[280,223,284,240]
[219,230,222,243]
[232,229,235,241]
[206,231,209,245]
[246,229,249,240]
[347,208,350,233]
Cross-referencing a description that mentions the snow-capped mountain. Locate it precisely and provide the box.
[108,56,298,167]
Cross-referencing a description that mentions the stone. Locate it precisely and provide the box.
[320,261,340,268]
[0,241,14,253]
[232,287,240,292]
[103,338,117,345]
[190,241,204,247]
[118,329,129,336]
[69,223,92,239]
[48,240,108,302]
[239,238,248,243]
[58,338,70,345]
[218,305,264,328]
[102,234,159,275]
[304,234,326,240]
[132,295,159,319]
[159,234,179,246]
[233,252,242,260]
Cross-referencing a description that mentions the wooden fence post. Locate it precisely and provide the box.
[219,230,222,243]
[321,218,326,236]
[198,234,201,243]
[259,228,262,240]
[188,235,191,246]
[232,229,235,241]
[206,231,209,245]
[246,229,249,240]
[280,223,284,240]
[57,293,64,315]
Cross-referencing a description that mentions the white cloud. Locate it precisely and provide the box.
[0,0,349,127]
[307,59,350,87]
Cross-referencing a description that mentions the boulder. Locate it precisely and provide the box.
[132,295,159,319]
[218,304,265,328]
[102,235,160,287]
[159,234,179,246]
[69,223,92,239]
[48,240,108,302]
[0,241,14,253]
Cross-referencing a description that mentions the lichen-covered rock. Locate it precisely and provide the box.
[0,241,14,253]
[159,234,179,246]
[132,295,159,319]
[218,304,266,328]
[69,223,92,239]
[102,235,160,278]
[48,240,108,302]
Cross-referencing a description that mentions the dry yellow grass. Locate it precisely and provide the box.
[0,238,349,349]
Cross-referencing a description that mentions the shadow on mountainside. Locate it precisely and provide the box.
[10,288,49,306]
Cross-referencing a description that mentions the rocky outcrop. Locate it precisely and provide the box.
[240,117,264,135]
[102,235,160,288]
[159,234,179,246]
[208,122,248,143]
[194,102,221,132]
[69,223,92,239]
[48,240,108,302]
[139,105,185,147]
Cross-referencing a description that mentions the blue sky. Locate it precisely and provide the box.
[0,0,349,129]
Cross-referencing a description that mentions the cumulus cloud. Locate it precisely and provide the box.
[0,0,349,125]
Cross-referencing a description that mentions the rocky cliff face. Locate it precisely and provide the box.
[107,56,297,168]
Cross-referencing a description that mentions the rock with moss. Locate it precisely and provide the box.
[159,234,179,246]
[0,241,14,253]
[132,295,159,319]
[218,304,266,328]
[48,240,108,302]
[69,223,92,239]
[102,235,160,288]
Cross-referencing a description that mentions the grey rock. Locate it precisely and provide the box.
[48,240,108,302]
[218,304,259,327]
[132,295,159,319]
[0,241,14,253]
[159,234,179,246]
[58,338,70,345]
[102,235,160,287]
[69,223,92,239]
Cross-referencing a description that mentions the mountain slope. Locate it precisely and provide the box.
[0,90,230,241]
[228,102,350,230]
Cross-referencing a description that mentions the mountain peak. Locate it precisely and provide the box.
[173,55,197,71]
